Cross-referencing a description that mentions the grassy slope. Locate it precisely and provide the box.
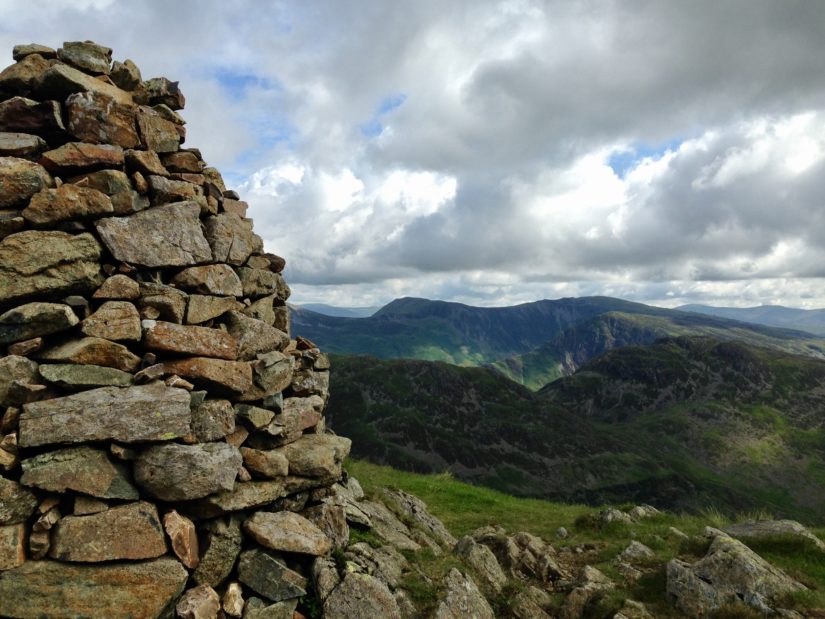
[328,337,825,522]
[348,459,825,617]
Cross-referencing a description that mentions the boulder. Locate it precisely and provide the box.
[138,281,188,323]
[134,442,242,501]
[49,501,167,562]
[65,90,139,148]
[454,536,507,594]
[20,445,138,499]
[0,302,78,344]
[237,549,307,603]
[204,212,259,266]
[723,519,825,552]
[37,336,141,371]
[225,311,289,361]
[0,157,52,209]
[143,320,238,360]
[141,77,186,110]
[242,598,297,619]
[171,264,243,297]
[244,511,332,556]
[135,105,180,152]
[94,201,213,267]
[0,557,187,619]
[148,174,205,207]
[357,500,420,552]
[0,53,50,94]
[666,532,806,616]
[381,488,456,548]
[153,357,254,396]
[237,267,288,299]
[125,148,167,176]
[323,573,401,619]
[278,433,351,478]
[35,63,134,106]
[0,97,65,141]
[81,300,141,341]
[19,383,191,447]
[241,447,289,478]
[93,274,140,300]
[110,59,141,90]
[23,183,113,226]
[0,355,39,407]
[303,502,350,551]
[186,295,244,324]
[433,569,494,619]
[189,399,235,443]
[57,41,112,75]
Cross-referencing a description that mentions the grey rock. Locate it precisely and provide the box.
[35,63,133,105]
[225,311,289,361]
[190,399,235,443]
[237,267,288,299]
[37,336,141,372]
[65,90,139,148]
[135,105,180,152]
[381,488,456,548]
[278,433,351,479]
[20,445,138,499]
[19,383,192,447]
[57,41,112,75]
[204,212,260,266]
[237,549,307,602]
[0,302,78,344]
[433,569,494,619]
[134,442,241,501]
[80,300,141,341]
[110,59,141,90]
[0,477,37,525]
[303,502,350,551]
[724,519,825,552]
[0,230,101,305]
[94,201,212,267]
[193,515,243,587]
[0,356,38,408]
[171,264,243,297]
[666,532,806,616]
[0,132,46,157]
[323,572,401,619]
[344,542,407,588]
[244,510,332,556]
[187,295,244,324]
[454,536,507,594]
[242,597,297,619]
[38,363,133,389]
[358,500,421,551]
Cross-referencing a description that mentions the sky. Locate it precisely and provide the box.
[2,0,825,309]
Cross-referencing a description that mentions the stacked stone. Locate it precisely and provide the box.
[0,41,350,619]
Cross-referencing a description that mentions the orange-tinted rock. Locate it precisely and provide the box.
[23,184,113,226]
[125,148,168,176]
[186,295,244,324]
[80,301,141,341]
[143,320,238,360]
[38,336,140,371]
[39,142,124,174]
[93,274,140,300]
[244,511,332,556]
[155,357,254,396]
[0,53,50,95]
[176,584,220,619]
[0,557,188,618]
[49,501,166,562]
[164,510,199,569]
[66,90,139,148]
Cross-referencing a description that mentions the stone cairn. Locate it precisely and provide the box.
[0,41,351,618]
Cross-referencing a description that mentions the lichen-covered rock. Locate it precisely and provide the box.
[37,336,141,371]
[193,515,243,588]
[0,557,188,619]
[95,201,212,267]
[433,569,494,619]
[0,230,102,305]
[19,383,191,447]
[0,477,37,525]
[57,41,112,75]
[237,549,307,602]
[225,311,289,361]
[0,155,54,206]
[0,523,25,571]
[65,90,139,148]
[666,532,806,616]
[323,573,401,619]
[144,319,238,360]
[23,183,114,226]
[0,302,78,344]
[81,300,142,341]
[38,363,133,390]
[49,501,167,562]
[171,264,243,296]
[454,536,507,594]
[20,445,138,499]
[134,442,241,501]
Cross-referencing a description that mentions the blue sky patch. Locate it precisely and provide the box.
[360,93,407,137]
[608,138,683,178]
[214,69,279,101]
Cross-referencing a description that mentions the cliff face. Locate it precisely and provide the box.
[0,40,348,618]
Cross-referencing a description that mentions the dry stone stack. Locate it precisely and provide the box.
[0,40,349,618]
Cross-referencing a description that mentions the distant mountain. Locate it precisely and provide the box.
[491,310,825,390]
[295,303,379,318]
[292,296,825,389]
[679,304,825,336]
[327,338,825,521]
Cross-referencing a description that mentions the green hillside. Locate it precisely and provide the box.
[327,338,825,522]
[492,311,825,390]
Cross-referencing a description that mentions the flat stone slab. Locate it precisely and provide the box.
[19,383,191,447]
[38,363,133,390]
[50,501,167,562]
[37,336,141,372]
[95,201,212,267]
[0,231,102,306]
[0,556,187,619]
[20,445,138,500]
[143,320,238,360]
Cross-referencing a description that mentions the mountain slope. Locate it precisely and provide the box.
[295,303,379,318]
[293,296,825,371]
[680,303,825,336]
[327,339,825,522]
[492,310,825,390]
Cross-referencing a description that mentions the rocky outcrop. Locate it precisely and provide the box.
[0,40,341,619]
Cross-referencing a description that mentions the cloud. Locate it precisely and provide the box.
[2,0,824,308]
